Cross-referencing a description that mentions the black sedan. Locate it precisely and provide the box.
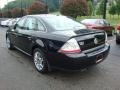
[6,14,110,73]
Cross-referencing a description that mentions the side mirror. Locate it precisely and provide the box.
[14,24,18,29]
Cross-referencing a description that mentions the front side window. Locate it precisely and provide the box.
[97,20,109,26]
[103,20,109,26]
[25,17,37,30]
[99,20,104,25]
[16,17,27,29]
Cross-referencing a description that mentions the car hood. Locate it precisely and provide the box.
[51,29,103,38]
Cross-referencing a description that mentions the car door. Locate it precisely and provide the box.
[10,17,27,47]
[15,17,38,54]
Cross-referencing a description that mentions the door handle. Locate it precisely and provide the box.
[28,37,31,39]
[12,33,17,36]
[28,37,32,40]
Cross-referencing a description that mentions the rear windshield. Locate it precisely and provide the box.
[81,19,110,26]
[44,16,86,31]
[81,19,98,24]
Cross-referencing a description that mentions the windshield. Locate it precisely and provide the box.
[81,19,98,24]
[44,16,86,31]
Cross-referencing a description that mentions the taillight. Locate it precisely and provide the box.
[58,38,81,54]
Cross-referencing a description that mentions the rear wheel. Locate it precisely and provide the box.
[33,48,48,73]
[6,37,14,50]
[116,36,120,44]
[116,40,120,44]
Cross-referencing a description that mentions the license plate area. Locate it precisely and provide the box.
[96,54,103,63]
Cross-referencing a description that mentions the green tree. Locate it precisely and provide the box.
[2,0,61,13]
[109,3,116,18]
[0,13,2,18]
[0,9,2,18]
[41,0,60,12]
[116,0,120,18]
[60,0,88,19]
[3,0,34,11]
[88,0,94,16]
[11,8,27,18]
[2,10,12,18]
[27,1,46,14]
[96,0,104,15]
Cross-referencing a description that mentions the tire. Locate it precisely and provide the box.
[33,48,48,73]
[116,35,120,44]
[6,36,14,50]
[116,40,120,44]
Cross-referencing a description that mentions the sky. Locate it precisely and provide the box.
[0,0,14,8]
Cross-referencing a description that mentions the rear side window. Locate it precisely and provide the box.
[103,20,109,26]
[44,16,86,31]
[37,20,45,31]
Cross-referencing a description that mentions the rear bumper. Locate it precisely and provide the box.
[47,44,110,71]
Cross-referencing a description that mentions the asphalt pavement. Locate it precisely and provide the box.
[0,27,120,90]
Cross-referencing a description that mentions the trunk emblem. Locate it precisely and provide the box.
[79,41,84,45]
[94,38,98,44]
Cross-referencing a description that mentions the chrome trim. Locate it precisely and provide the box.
[86,43,109,57]
[38,19,48,33]
[14,46,31,56]
[83,44,105,54]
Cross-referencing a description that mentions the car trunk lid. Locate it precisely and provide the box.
[74,31,105,51]
[51,29,105,51]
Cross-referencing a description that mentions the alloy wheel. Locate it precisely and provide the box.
[6,37,10,48]
[34,51,44,71]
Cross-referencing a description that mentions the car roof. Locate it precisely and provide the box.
[26,14,59,18]
[82,19,105,21]
[25,14,67,20]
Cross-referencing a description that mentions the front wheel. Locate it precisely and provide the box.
[33,48,48,73]
[6,37,14,50]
